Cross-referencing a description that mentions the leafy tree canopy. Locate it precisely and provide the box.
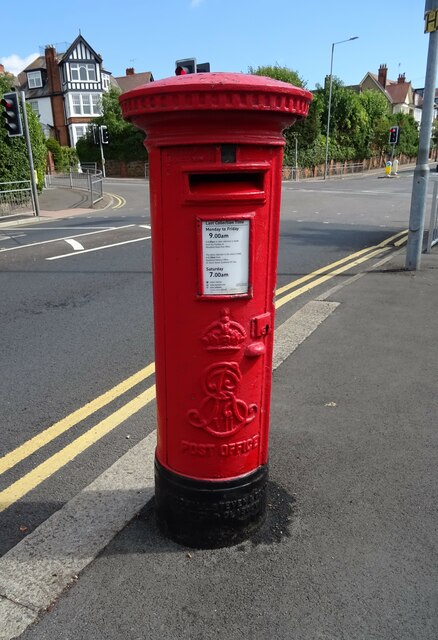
[249,65,320,165]
[248,64,305,88]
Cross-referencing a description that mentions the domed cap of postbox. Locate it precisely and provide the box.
[119,72,312,145]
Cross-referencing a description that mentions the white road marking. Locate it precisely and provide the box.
[46,236,151,260]
[0,225,135,254]
[65,238,84,251]
[0,227,115,231]
[139,224,151,229]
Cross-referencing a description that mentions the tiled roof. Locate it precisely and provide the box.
[386,82,410,104]
[23,56,47,72]
[114,72,154,93]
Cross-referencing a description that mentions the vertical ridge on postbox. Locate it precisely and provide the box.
[120,73,311,547]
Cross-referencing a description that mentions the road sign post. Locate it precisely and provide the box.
[20,91,40,217]
[406,0,438,270]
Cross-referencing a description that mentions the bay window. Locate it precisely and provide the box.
[71,93,101,116]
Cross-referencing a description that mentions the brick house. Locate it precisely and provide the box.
[18,35,115,147]
[357,65,419,123]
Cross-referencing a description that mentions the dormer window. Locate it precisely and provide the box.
[28,71,42,89]
[70,63,97,82]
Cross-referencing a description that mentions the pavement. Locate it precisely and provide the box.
[1,186,437,639]
[0,185,112,227]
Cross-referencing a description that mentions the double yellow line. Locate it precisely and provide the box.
[0,229,407,512]
[104,193,126,210]
[0,365,156,512]
[275,229,407,308]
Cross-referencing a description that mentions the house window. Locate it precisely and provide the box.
[82,94,91,115]
[29,100,40,116]
[71,93,102,116]
[75,125,87,140]
[72,94,81,115]
[92,94,101,113]
[70,63,97,82]
[28,71,42,89]
[102,74,110,90]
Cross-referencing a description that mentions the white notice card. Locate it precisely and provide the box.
[201,220,250,295]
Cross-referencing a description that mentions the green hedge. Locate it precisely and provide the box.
[46,138,78,172]
[0,76,47,191]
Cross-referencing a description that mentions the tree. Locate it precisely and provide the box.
[76,87,147,164]
[0,74,46,190]
[389,113,419,158]
[316,77,368,161]
[249,65,320,165]
[358,90,391,158]
[248,64,305,88]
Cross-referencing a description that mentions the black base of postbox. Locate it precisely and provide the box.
[154,458,268,549]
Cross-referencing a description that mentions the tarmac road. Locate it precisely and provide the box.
[0,169,437,638]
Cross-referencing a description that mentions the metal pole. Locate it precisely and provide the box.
[99,127,106,178]
[88,171,94,207]
[405,0,438,270]
[323,37,358,181]
[295,135,298,181]
[426,180,438,252]
[20,91,40,216]
[324,43,335,181]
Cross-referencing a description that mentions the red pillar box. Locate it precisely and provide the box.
[120,73,311,548]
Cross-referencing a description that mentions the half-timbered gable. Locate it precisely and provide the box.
[60,36,104,93]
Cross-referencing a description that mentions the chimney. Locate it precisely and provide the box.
[0,63,5,74]
[45,46,62,93]
[45,46,69,146]
[126,67,135,76]
[397,73,406,84]
[378,64,387,89]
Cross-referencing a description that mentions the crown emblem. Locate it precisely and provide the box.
[202,308,246,351]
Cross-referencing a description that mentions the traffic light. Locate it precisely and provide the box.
[175,59,211,75]
[175,58,197,75]
[100,125,109,144]
[389,126,400,144]
[1,92,23,137]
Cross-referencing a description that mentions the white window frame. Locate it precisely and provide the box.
[91,94,101,114]
[70,63,97,82]
[75,125,87,140]
[70,93,102,116]
[102,74,110,90]
[28,71,42,89]
[28,100,40,116]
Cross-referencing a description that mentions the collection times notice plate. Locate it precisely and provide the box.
[201,220,250,295]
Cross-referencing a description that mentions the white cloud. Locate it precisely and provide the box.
[0,53,39,76]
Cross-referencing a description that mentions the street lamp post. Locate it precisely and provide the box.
[324,36,359,180]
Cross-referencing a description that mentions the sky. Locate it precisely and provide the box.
[0,1,432,90]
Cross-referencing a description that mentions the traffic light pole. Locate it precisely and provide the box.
[99,130,106,178]
[405,0,438,270]
[20,91,40,217]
